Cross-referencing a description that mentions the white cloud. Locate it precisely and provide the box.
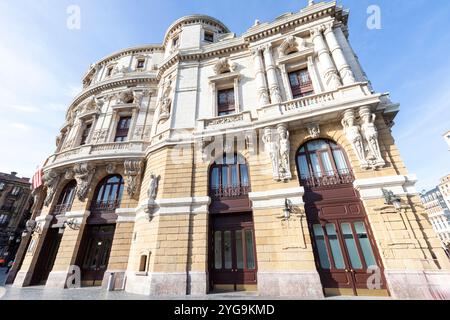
[9,105,39,113]
[10,122,32,131]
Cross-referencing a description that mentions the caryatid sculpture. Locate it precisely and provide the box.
[342,109,369,169]
[262,125,293,182]
[359,107,385,168]
[262,127,280,181]
[277,124,292,181]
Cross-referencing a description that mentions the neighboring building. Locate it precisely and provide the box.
[438,174,450,209]
[0,172,32,266]
[13,1,450,299]
[421,188,450,248]
[443,130,450,150]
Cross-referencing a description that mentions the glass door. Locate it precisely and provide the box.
[311,219,385,295]
[210,215,257,292]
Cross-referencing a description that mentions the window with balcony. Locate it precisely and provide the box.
[52,180,76,216]
[80,123,92,146]
[90,175,124,213]
[114,116,132,142]
[209,154,250,200]
[289,69,314,99]
[296,139,354,189]
[217,88,235,116]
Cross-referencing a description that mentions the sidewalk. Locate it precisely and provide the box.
[0,284,391,300]
[0,268,8,286]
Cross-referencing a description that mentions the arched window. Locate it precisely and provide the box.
[296,139,354,188]
[210,154,250,200]
[52,180,77,215]
[90,175,124,213]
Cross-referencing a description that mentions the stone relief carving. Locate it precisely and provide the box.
[359,107,386,169]
[158,80,173,124]
[278,35,305,57]
[124,160,143,197]
[106,163,116,175]
[73,162,96,202]
[213,57,237,75]
[43,170,60,207]
[118,89,135,104]
[307,123,321,139]
[262,126,292,181]
[342,109,369,169]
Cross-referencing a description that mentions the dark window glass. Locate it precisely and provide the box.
[209,154,250,199]
[80,123,92,146]
[91,175,124,212]
[53,180,76,215]
[289,69,314,99]
[137,59,145,69]
[114,116,131,142]
[204,31,214,43]
[217,88,235,116]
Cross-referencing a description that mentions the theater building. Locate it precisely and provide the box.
[13,1,450,298]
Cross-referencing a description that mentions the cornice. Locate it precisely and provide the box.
[68,74,158,116]
[243,2,337,43]
[90,45,164,70]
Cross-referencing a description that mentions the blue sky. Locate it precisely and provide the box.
[0,0,449,191]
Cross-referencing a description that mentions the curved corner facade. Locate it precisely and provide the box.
[13,2,450,299]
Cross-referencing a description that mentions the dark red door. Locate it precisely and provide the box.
[210,213,257,292]
[79,224,115,286]
[30,228,63,285]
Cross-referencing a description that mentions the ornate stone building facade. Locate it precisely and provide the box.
[0,172,32,265]
[13,2,450,298]
[421,188,450,250]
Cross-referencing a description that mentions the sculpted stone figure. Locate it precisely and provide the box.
[359,107,385,168]
[277,124,292,181]
[262,127,280,181]
[342,109,369,169]
[43,170,60,207]
[124,160,143,197]
[148,173,159,200]
[73,162,96,202]
[158,81,173,123]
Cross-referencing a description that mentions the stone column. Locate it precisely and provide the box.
[252,47,270,107]
[323,23,356,86]
[311,27,341,90]
[262,44,283,104]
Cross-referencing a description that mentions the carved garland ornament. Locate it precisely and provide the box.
[43,170,60,207]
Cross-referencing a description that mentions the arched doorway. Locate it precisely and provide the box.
[77,175,123,287]
[31,180,76,286]
[296,139,387,297]
[208,154,257,292]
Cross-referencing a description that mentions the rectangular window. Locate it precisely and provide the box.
[136,59,145,69]
[114,116,132,142]
[11,186,21,196]
[289,69,314,99]
[172,36,179,49]
[204,31,214,43]
[217,88,235,116]
[0,182,4,190]
[80,123,92,146]
[106,67,114,77]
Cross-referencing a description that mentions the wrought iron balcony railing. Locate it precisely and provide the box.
[300,169,355,189]
[90,200,121,213]
[51,204,72,216]
[210,184,251,200]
